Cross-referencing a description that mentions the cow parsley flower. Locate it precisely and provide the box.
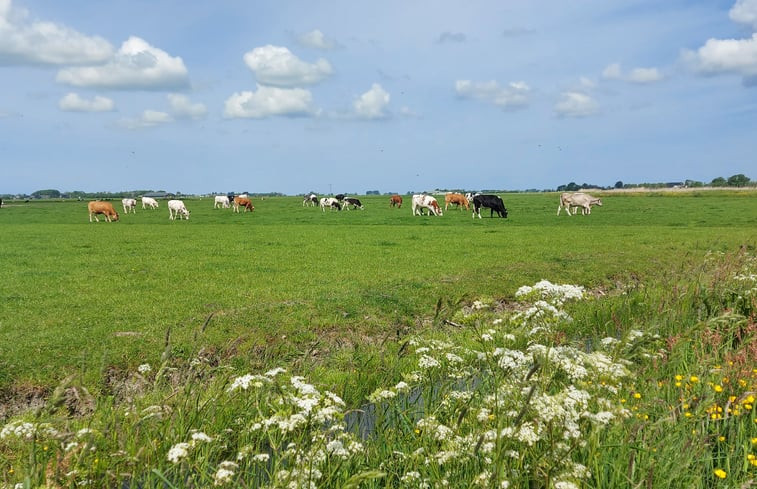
[167,442,190,463]
[418,354,441,369]
[214,461,238,486]
[137,363,152,374]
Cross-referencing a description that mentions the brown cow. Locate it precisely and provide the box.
[389,194,403,208]
[444,193,469,211]
[233,196,254,213]
[88,201,119,222]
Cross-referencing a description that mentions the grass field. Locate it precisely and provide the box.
[1,191,756,488]
[1,191,755,395]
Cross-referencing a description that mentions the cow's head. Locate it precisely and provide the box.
[431,201,442,216]
[112,211,120,221]
[592,198,603,206]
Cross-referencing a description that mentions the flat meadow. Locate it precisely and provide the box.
[1,190,756,488]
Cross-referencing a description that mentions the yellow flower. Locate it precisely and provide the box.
[634,392,642,399]
[684,412,693,418]
[751,437,757,444]
[690,376,699,383]
[675,374,683,381]
[713,469,726,479]
[675,382,682,387]
[714,384,723,393]
[718,436,725,442]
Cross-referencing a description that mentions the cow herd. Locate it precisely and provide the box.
[85,191,604,223]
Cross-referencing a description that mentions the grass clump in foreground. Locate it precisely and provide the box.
[1,250,756,488]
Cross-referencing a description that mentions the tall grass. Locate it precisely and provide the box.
[1,247,755,488]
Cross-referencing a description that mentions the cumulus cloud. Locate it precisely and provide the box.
[602,62,662,83]
[353,83,390,119]
[167,94,206,120]
[56,36,189,90]
[0,0,112,65]
[243,45,332,87]
[730,0,757,29]
[554,91,599,118]
[455,79,531,109]
[297,29,339,50]
[117,110,173,130]
[684,33,757,80]
[437,31,466,43]
[58,93,114,112]
[223,84,315,118]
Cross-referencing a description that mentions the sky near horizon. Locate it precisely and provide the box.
[1,0,756,196]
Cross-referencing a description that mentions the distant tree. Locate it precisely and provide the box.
[366,190,380,195]
[565,182,580,191]
[727,174,750,187]
[684,180,703,188]
[31,189,61,199]
[711,177,727,187]
[614,181,623,189]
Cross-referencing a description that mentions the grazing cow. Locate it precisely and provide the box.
[122,198,137,214]
[88,201,119,222]
[411,194,443,216]
[389,194,403,208]
[303,193,318,207]
[444,193,470,211]
[214,195,230,209]
[334,194,346,202]
[0,197,3,208]
[141,196,159,209]
[233,196,254,213]
[472,194,508,218]
[343,197,364,210]
[320,197,342,211]
[557,192,602,216]
[168,199,190,220]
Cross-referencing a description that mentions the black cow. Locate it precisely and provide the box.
[335,193,346,201]
[472,194,508,219]
[343,197,364,210]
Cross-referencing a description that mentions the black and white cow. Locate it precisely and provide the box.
[303,193,318,207]
[320,197,342,211]
[472,194,508,219]
[343,197,364,210]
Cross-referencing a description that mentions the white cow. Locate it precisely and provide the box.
[141,196,159,209]
[168,199,190,220]
[557,192,603,216]
[214,195,230,209]
[320,197,342,212]
[411,194,443,216]
[122,198,137,214]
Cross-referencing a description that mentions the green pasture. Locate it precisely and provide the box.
[0,191,755,397]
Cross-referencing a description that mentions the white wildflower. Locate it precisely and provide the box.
[137,363,152,374]
[394,381,410,392]
[167,442,190,463]
[253,453,270,462]
[418,355,441,369]
[264,367,286,377]
[291,376,319,395]
[214,461,237,486]
[191,431,213,443]
[326,440,350,458]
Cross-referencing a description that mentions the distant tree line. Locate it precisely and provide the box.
[557,174,752,191]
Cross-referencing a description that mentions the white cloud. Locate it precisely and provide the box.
[602,62,662,83]
[167,94,206,120]
[223,84,315,118]
[117,109,173,130]
[554,91,599,118]
[58,93,114,112]
[56,36,189,90]
[685,33,757,78]
[0,0,112,65]
[243,45,332,87]
[730,0,757,29]
[354,83,390,119]
[297,29,339,50]
[455,80,531,109]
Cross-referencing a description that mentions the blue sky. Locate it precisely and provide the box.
[1,0,756,195]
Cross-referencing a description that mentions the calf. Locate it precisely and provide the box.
[343,197,364,210]
[122,198,137,214]
[411,194,442,216]
[88,201,119,222]
[233,196,254,213]
[444,192,469,211]
[141,196,159,209]
[320,197,342,211]
[389,194,403,208]
[214,195,230,208]
[472,194,508,218]
[168,199,190,220]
